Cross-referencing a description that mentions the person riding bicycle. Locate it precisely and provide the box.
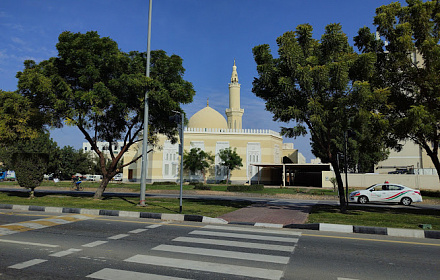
[75,177,82,191]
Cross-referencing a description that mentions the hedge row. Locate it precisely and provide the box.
[152,181,177,185]
[193,183,211,190]
[226,184,264,192]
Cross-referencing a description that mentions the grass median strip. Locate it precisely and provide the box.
[0,192,252,217]
[307,204,440,230]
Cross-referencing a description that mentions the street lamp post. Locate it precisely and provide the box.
[171,111,184,213]
[139,0,152,207]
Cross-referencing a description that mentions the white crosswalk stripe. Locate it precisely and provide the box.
[87,268,190,280]
[152,244,290,264]
[189,229,299,242]
[86,225,301,280]
[173,236,296,252]
[125,254,284,280]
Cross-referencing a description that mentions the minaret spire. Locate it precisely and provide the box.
[226,59,244,130]
[231,58,239,83]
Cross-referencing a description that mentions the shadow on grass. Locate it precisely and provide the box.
[184,199,253,209]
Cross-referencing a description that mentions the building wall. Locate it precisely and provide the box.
[122,128,291,184]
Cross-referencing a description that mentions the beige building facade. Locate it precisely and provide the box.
[122,61,305,184]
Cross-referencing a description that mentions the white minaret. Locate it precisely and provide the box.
[226,59,244,129]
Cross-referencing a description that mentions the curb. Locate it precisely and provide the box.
[285,223,440,239]
[1,203,439,239]
[0,204,228,225]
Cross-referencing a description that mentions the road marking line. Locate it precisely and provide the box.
[82,241,108,248]
[0,228,20,235]
[129,229,148,234]
[86,268,190,279]
[190,230,299,243]
[0,224,32,232]
[11,222,47,229]
[302,233,440,247]
[0,214,97,237]
[29,220,59,226]
[0,238,59,247]
[153,244,290,264]
[44,218,74,225]
[49,248,82,257]
[125,255,284,280]
[146,224,163,229]
[108,234,129,240]
[8,259,47,269]
[173,237,295,252]
[203,225,302,236]
[338,278,359,280]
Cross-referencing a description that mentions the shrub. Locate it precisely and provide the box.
[421,190,440,198]
[227,184,264,192]
[193,183,211,190]
[12,152,49,198]
[152,181,177,186]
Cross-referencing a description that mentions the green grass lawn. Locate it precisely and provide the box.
[0,191,252,217]
[307,204,440,230]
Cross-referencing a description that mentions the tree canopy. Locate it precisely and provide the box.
[218,148,243,184]
[355,0,440,179]
[253,23,390,212]
[183,148,214,183]
[15,31,195,198]
[0,90,42,144]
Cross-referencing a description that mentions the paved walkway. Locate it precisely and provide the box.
[219,201,315,225]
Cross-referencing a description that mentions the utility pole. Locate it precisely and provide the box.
[139,0,152,206]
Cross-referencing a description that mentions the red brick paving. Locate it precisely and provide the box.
[218,203,311,225]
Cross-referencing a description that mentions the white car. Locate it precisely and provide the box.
[349,183,423,206]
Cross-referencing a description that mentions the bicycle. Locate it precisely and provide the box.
[70,180,84,191]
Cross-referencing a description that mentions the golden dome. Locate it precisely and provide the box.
[188,103,228,129]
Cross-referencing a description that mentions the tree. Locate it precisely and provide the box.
[183,148,214,183]
[218,147,243,184]
[13,152,48,199]
[0,132,60,175]
[252,23,389,212]
[57,146,94,180]
[355,0,440,181]
[15,31,195,199]
[0,90,42,144]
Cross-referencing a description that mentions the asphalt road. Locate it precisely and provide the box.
[1,210,439,280]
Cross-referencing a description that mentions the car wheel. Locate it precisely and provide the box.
[401,197,412,206]
[358,196,368,204]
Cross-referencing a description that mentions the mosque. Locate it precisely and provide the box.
[120,61,332,186]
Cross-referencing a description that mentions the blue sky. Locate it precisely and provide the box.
[0,0,396,162]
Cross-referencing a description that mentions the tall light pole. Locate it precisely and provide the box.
[139,0,152,206]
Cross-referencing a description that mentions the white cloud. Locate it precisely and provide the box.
[11,37,26,45]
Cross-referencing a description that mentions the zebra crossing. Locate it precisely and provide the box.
[87,224,301,280]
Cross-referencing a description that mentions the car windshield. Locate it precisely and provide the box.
[366,185,378,191]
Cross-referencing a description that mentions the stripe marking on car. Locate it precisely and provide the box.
[384,190,411,201]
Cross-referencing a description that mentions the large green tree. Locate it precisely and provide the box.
[0,132,59,174]
[355,0,440,180]
[183,148,214,183]
[16,31,195,199]
[0,90,42,144]
[253,23,389,212]
[218,148,243,184]
[57,146,94,180]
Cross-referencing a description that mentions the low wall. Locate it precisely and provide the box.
[341,173,440,191]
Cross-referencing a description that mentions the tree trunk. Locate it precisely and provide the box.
[330,160,347,213]
[29,187,35,199]
[428,153,440,183]
[93,175,111,199]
